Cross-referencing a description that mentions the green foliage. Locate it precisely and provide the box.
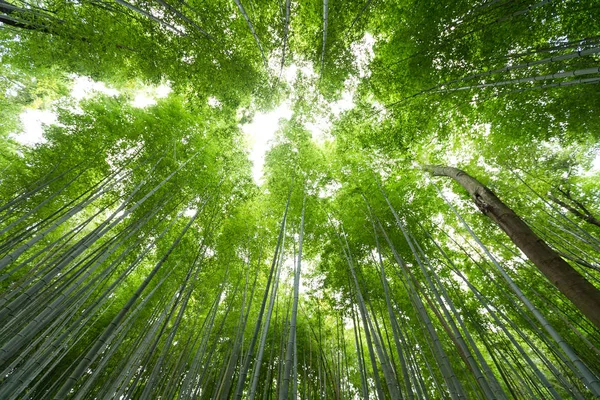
[0,0,599,398]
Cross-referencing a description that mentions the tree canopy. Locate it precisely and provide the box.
[1,0,599,398]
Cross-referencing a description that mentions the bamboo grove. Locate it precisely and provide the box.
[0,0,599,399]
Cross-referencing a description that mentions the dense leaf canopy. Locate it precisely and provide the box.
[1,0,599,399]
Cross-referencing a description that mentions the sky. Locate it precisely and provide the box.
[14,77,297,184]
[12,36,376,184]
[13,68,354,185]
[18,109,57,146]
[14,77,299,184]
[241,64,355,183]
[13,61,600,184]
[242,101,293,184]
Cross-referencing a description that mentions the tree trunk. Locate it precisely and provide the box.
[438,67,600,92]
[279,0,291,76]
[233,184,292,400]
[233,0,268,70]
[280,195,305,400]
[53,207,198,399]
[550,194,600,228]
[320,0,329,76]
[424,165,600,330]
[248,230,285,400]
[0,0,54,33]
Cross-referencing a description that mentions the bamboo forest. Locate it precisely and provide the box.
[1,0,600,398]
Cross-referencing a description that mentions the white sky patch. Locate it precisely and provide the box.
[305,116,331,142]
[71,76,119,100]
[14,77,173,146]
[584,149,600,176]
[208,97,221,107]
[593,153,600,170]
[14,75,119,147]
[155,84,172,98]
[330,90,354,116]
[13,109,57,146]
[243,101,293,184]
[351,33,375,78]
[4,79,24,98]
[306,87,355,142]
[132,84,172,108]
[184,207,197,217]
[132,92,157,108]
[281,63,317,85]
[298,258,320,297]
[318,181,341,198]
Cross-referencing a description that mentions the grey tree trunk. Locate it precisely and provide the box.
[53,208,198,399]
[114,0,186,35]
[248,231,285,400]
[233,0,269,69]
[424,165,600,330]
[280,195,305,400]
[154,0,213,39]
[279,0,291,76]
[550,194,600,228]
[233,184,292,399]
[438,67,600,92]
[320,0,328,76]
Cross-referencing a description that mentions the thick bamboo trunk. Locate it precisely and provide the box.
[436,47,600,93]
[280,195,305,400]
[424,165,600,330]
[154,0,213,39]
[0,166,65,217]
[0,0,54,33]
[0,170,84,237]
[233,185,292,400]
[248,232,285,400]
[0,204,161,365]
[114,0,185,35]
[439,67,600,92]
[233,0,268,69]
[279,0,291,76]
[53,207,197,399]
[376,185,468,399]
[351,300,369,399]
[320,0,329,75]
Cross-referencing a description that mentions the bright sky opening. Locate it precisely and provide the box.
[243,101,293,184]
[13,77,173,146]
[18,109,57,146]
